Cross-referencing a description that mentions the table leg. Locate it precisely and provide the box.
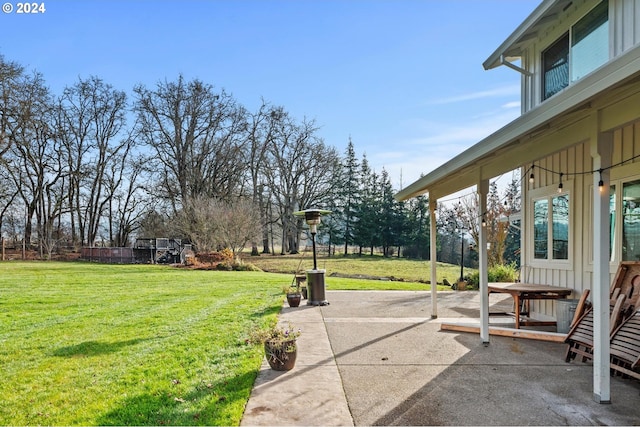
[514,294,521,329]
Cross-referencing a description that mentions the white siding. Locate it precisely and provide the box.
[612,0,640,55]
[523,118,640,320]
[521,0,640,112]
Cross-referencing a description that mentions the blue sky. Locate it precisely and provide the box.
[0,0,539,189]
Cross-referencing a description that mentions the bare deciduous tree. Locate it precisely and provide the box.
[57,76,128,246]
[264,113,340,254]
[215,198,262,256]
[134,76,248,209]
[0,55,25,160]
[174,196,261,256]
[245,100,285,254]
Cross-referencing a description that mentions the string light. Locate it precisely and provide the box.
[598,169,604,191]
[431,151,639,224]
[558,173,564,193]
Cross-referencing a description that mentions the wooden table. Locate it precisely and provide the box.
[488,282,572,329]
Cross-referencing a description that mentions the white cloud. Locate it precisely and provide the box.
[427,84,520,105]
[501,101,521,109]
[370,108,521,187]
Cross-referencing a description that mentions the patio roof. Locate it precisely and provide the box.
[395,43,640,202]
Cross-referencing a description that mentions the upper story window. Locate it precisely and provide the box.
[542,0,609,101]
[542,33,569,100]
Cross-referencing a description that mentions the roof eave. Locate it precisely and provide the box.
[396,44,640,202]
[483,0,563,70]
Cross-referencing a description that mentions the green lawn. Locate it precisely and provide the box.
[0,262,287,426]
[248,253,467,288]
[0,258,462,425]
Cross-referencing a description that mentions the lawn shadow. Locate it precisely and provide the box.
[52,338,148,357]
[95,370,257,426]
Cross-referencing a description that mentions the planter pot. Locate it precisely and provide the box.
[264,339,297,371]
[287,293,302,307]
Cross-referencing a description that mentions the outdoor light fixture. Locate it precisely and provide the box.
[598,169,604,191]
[293,208,332,306]
[558,173,564,193]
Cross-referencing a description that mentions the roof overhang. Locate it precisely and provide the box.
[395,43,640,202]
[483,0,572,70]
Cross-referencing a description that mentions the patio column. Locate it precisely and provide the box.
[478,180,490,343]
[430,198,438,319]
[591,130,612,403]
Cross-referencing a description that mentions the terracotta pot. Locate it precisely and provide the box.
[287,293,302,307]
[264,339,297,370]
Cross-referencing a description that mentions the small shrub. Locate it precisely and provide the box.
[197,248,235,266]
[215,258,262,272]
[465,262,519,290]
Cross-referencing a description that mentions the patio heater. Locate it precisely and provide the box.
[294,208,331,306]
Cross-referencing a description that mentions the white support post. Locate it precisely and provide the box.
[478,180,490,344]
[430,198,438,319]
[591,130,612,403]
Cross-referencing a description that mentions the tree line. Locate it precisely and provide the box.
[0,53,519,266]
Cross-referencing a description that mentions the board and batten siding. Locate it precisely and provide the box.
[522,119,640,321]
[613,0,640,55]
[520,0,640,113]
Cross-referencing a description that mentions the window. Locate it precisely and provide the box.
[543,33,569,100]
[622,179,640,261]
[533,194,570,260]
[542,1,609,100]
[610,185,616,260]
[534,199,549,259]
[600,179,639,263]
[571,0,609,81]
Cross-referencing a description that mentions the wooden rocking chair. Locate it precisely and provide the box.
[564,261,640,364]
[564,293,627,362]
[609,309,640,380]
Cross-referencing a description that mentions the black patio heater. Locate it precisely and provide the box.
[294,208,331,306]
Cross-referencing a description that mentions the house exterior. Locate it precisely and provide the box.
[396,0,640,403]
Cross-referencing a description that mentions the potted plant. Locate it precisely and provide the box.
[283,285,302,307]
[252,322,301,371]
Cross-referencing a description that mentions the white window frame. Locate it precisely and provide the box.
[528,181,573,270]
[588,171,640,267]
[541,0,609,101]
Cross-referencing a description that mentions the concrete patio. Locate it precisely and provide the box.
[241,290,640,426]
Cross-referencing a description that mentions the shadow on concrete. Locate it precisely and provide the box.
[323,291,640,426]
